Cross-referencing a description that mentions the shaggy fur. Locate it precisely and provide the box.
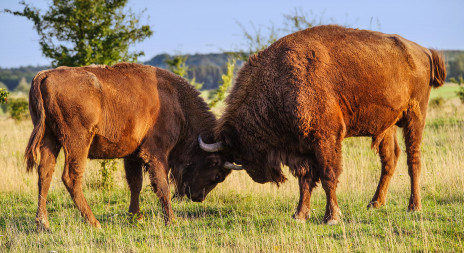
[25,63,229,229]
[216,25,446,223]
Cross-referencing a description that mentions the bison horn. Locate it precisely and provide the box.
[198,135,223,152]
[224,161,243,170]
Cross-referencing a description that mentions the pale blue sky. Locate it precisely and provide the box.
[1,0,463,68]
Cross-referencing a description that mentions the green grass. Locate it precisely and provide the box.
[429,83,461,99]
[1,187,463,251]
[0,95,463,252]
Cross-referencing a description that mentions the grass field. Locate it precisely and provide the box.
[1,85,463,252]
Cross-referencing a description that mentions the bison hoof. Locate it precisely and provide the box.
[407,204,422,212]
[89,220,102,229]
[36,222,50,232]
[367,200,383,209]
[325,219,339,225]
[292,212,310,222]
[36,217,50,232]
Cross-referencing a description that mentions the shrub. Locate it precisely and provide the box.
[8,97,29,121]
[450,76,464,103]
[429,96,445,108]
[99,159,118,190]
[0,88,8,104]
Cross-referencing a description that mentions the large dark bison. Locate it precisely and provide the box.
[25,63,231,229]
[201,25,446,224]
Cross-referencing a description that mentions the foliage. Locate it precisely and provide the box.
[234,22,280,61]
[165,55,203,90]
[98,159,118,191]
[444,50,464,82]
[4,0,153,67]
[7,97,29,121]
[209,59,236,107]
[0,65,47,90]
[145,53,240,90]
[0,88,8,104]
[449,76,464,103]
[165,55,189,78]
[14,77,30,94]
[429,96,445,108]
[235,8,322,60]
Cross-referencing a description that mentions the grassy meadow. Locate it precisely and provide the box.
[1,84,463,252]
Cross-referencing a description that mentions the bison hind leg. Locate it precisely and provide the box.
[61,132,101,228]
[124,158,144,220]
[35,130,61,231]
[368,126,400,209]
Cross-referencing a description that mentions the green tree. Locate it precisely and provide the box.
[450,76,464,103]
[5,0,153,67]
[209,59,236,108]
[165,55,203,90]
[165,55,189,78]
[235,8,318,60]
[14,77,31,94]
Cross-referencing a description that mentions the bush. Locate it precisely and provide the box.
[8,97,29,120]
[0,88,8,104]
[450,76,464,103]
[99,159,118,190]
[429,96,445,108]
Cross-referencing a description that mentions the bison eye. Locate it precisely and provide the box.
[215,174,221,181]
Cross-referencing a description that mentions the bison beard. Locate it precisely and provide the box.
[214,25,446,224]
[25,63,230,229]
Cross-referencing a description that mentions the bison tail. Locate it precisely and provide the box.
[24,73,47,173]
[430,49,446,88]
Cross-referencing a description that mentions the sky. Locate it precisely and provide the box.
[0,0,463,68]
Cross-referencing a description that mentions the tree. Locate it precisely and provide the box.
[165,55,203,90]
[235,8,318,60]
[14,77,30,94]
[450,76,464,103]
[5,0,153,67]
[209,59,236,108]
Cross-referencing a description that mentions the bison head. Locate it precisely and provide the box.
[171,135,234,202]
[202,122,287,185]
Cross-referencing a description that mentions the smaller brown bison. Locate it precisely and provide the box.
[25,63,231,229]
[202,25,446,224]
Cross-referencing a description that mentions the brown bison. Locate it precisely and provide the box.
[25,63,231,229]
[201,25,446,224]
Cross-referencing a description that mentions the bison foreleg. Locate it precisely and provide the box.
[293,172,317,222]
[315,136,343,225]
[146,158,174,225]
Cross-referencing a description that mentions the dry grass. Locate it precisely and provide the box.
[0,88,463,252]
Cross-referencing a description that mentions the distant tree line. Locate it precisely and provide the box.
[443,51,464,81]
[0,53,244,91]
[2,50,463,92]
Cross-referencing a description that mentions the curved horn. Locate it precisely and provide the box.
[224,161,243,170]
[198,135,223,152]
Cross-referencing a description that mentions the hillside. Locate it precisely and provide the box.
[144,53,242,89]
[1,50,463,91]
